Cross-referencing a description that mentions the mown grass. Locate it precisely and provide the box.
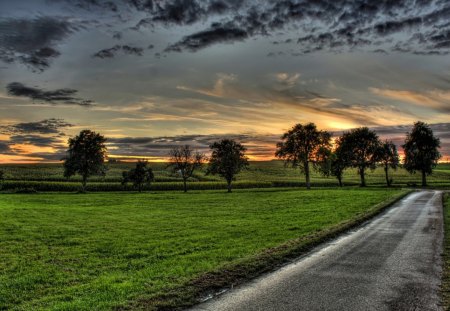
[0,188,404,310]
[1,161,449,191]
[442,192,450,310]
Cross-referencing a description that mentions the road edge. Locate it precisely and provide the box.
[441,191,450,310]
[118,189,412,311]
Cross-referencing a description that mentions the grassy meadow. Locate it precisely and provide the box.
[442,192,450,310]
[0,161,449,191]
[0,188,406,310]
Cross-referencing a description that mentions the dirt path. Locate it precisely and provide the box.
[188,190,443,311]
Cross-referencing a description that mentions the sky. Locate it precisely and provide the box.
[0,0,449,163]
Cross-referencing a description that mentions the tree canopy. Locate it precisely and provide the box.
[63,130,107,191]
[122,160,155,192]
[275,123,331,189]
[336,127,380,187]
[403,121,441,187]
[377,140,399,187]
[207,139,249,193]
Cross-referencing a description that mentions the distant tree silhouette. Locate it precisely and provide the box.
[331,138,349,187]
[207,139,249,193]
[337,127,381,187]
[0,170,4,190]
[167,145,205,192]
[377,140,399,187]
[63,130,107,192]
[403,121,441,187]
[122,160,155,192]
[275,123,331,189]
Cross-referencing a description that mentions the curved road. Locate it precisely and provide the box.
[189,190,444,311]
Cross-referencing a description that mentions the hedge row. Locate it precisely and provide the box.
[2,176,216,183]
[1,181,272,192]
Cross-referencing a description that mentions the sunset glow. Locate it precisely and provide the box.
[0,0,449,163]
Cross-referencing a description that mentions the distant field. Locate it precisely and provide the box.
[0,188,404,310]
[0,161,449,191]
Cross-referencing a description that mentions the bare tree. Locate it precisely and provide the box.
[167,145,205,192]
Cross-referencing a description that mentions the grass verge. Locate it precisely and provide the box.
[123,189,412,310]
[0,188,410,311]
[442,192,450,310]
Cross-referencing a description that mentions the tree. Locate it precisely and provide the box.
[275,123,331,189]
[337,127,381,187]
[377,140,399,187]
[207,139,249,193]
[167,145,205,192]
[63,130,107,191]
[403,121,441,187]
[0,170,4,190]
[314,143,347,187]
[122,160,155,192]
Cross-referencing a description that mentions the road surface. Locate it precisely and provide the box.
[188,190,443,311]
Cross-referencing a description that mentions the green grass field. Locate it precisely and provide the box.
[1,161,449,191]
[0,188,405,310]
[442,192,450,310]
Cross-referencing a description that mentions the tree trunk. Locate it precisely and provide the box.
[337,175,343,187]
[359,168,366,187]
[183,179,187,193]
[305,161,311,190]
[421,170,427,187]
[384,165,390,187]
[227,180,232,193]
[82,174,87,192]
[138,184,142,193]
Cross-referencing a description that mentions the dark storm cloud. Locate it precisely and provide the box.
[93,44,144,58]
[0,17,78,71]
[1,0,447,65]
[0,142,11,153]
[166,22,248,52]
[0,119,73,135]
[108,133,279,157]
[159,0,450,53]
[9,135,60,147]
[6,83,94,106]
[0,118,73,157]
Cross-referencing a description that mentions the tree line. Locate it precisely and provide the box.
[60,121,441,192]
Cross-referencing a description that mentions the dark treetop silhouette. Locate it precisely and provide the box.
[207,139,249,193]
[403,121,441,187]
[63,130,107,191]
[334,127,381,187]
[122,159,155,192]
[275,123,331,190]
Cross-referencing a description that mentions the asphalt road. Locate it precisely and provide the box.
[188,190,444,311]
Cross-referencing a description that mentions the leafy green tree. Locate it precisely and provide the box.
[122,160,155,192]
[167,145,205,192]
[275,123,331,189]
[63,130,107,191]
[377,140,399,187]
[337,127,381,187]
[402,121,441,187]
[207,139,249,193]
